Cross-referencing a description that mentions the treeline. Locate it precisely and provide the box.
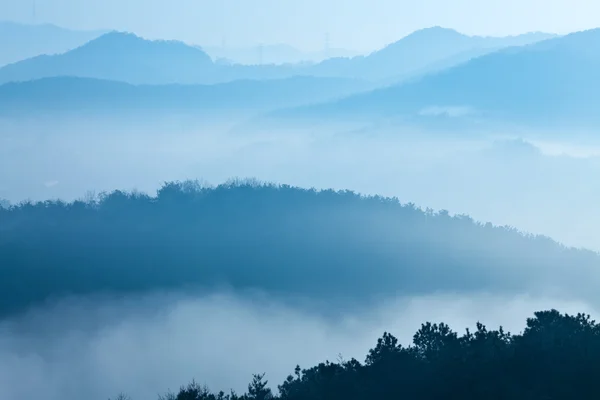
[111,309,600,400]
[1,180,599,317]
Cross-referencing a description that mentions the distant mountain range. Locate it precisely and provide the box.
[0,27,555,85]
[0,21,106,67]
[271,28,600,128]
[202,43,360,65]
[0,32,222,85]
[0,75,373,116]
[307,27,556,80]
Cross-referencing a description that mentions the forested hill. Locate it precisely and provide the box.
[1,180,599,317]
[115,309,600,400]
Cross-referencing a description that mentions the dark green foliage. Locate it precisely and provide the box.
[1,180,599,317]
[114,309,600,400]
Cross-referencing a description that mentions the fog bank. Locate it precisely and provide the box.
[0,290,595,400]
[2,119,600,251]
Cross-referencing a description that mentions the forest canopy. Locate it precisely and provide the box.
[1,180,599,317]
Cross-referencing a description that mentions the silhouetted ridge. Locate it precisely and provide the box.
[0,31,217,84]
[0,26,554,84]
[0,76,372,114]
[282,27,600,126]
[402,26,465,40]
[73,31,213,63]
[366,26,471,65]
[1,180,598,317]
[529,27,600,55]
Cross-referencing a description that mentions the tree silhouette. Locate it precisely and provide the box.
[106,309,600,399]
[283,309,600,400]
[1,180,598,318]
[247,373,273,400]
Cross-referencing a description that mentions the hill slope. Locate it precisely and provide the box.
[278,28,600,127]
[0,31,307,85]
[1,181,598,317]
[0,75,373,115]
[307,27,555,80]
[0,31,221,85]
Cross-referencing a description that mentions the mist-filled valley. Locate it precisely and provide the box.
[2,291,597,400]
[3,127,600,398]
[2,120,600,251]
[2,13,600,400]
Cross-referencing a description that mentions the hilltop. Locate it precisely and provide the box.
[1,180,598,317]
[307,27,555,80]
[0,31,218,85]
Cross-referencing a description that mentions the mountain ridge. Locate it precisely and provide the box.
[269,28,600,128]
[0,75,374,115]
[308,26,556,80]
[0,27,555,85]
[1,180,598,318]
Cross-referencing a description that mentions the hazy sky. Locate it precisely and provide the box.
[2,0,600,51]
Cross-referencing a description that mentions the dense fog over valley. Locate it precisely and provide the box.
[0,291,596,400]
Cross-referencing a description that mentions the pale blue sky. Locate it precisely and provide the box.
[1,0,599,50]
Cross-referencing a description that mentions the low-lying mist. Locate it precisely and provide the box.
[0,290,595,400]
[2,115,600,251]
[3,113,600,400]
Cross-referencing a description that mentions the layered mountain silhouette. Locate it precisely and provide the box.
[0,31,316,85]
[274,28,600,127]
[307,27,555,80]
[0,21,106,67]
[203,43,359,65]
[0,31,223,85]
[0,27,554,85]
[2,181,599,317]
[0,75,373,115]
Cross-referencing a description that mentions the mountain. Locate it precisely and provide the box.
[0,21,106,66]
[276,28,600,128]
[0,75,373,116]
[0,31,318,85]
[0,31,221,85]
[305,27,556,80]
[1,180,599,317]
[0,28,554,86]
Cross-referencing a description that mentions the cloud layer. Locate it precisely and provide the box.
[0,290,595,400]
